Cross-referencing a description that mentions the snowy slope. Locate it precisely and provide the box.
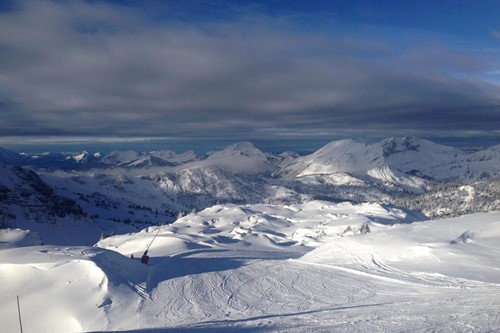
[101,151,141,165]
[0,163,150,245]
[194,141,277,174]
[0,163,85,226]
[0,246,149,333]
[276,139,425,192]
[277,137,499,191]
[150,150,197,164]
[466,144,500,180]
[381,137,500,182]
[112,150,197,168]
[0,146,21,164]
[381,136,468,180]
[277,139,385,178]
[2,202,500,332]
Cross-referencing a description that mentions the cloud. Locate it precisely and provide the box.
[0,0,499,141]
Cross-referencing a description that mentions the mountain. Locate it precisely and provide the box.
[197,141,276,174]
[8,138,499,183]
[380,136,467,181]
[101,150,141,165]
[277,139,385,178]
[275,139,425,192]
[381,137,500,182]
[103,150,197,168]
[2,138,499,332]
[16,151,106,170]
[466,144,500,181]
[150,149,197,164]
[0,146,21,165]
[2,138,498,234]
[276,137,500,191]
[118,155,175,168]
[0,162,85,228]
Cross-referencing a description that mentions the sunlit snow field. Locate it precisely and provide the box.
[1,201,500,332]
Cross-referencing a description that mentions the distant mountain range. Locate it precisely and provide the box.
[1,137,499,244]
[277,137,500,184]
[3,137,498,182]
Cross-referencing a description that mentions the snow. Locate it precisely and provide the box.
[280,139,385,178]
[101,151,142,165]
[2,201,500,332]
[196,142,276,174]
[381,136,467,180]
[277,139,425,192]
[275,137,500,193]
[381,137,500,182]
[151,150,197,164]
[1,137,500,332]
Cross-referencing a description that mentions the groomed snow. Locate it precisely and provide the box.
[1,202,499,332]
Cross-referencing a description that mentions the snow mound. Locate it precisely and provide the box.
[0,246,148,333]
[302,212,500,284]
[100,200,426,256]
[2,203,500,332]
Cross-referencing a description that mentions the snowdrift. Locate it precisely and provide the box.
[1,202,500,332]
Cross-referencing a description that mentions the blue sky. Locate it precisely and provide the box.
[0,0,499,151]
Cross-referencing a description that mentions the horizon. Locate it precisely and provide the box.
[0,135,497,155]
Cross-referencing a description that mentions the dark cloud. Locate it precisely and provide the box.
[0,0,499,143]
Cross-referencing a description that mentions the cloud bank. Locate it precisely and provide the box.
[0,0,499,142]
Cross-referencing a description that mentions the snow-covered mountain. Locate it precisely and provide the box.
[1,138,500,332]
[0,163,85,226]
[277,139,385,177]
[195,141,277,174]
[381,136,500,182]
[0,146,21,164]
[276,139,426,192]
[381,136,467,179]
[276,137,500,189]
[102,149,198,168]
[466,144,500,180]
[3,138,498,183]
[1,137,498,240]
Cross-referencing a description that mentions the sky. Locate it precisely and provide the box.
[0,0,499,151]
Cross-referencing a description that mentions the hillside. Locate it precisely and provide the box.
[1,137,499,244]
[1,203,499,332]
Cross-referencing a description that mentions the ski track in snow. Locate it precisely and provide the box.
[1,204,500,332]
[129,247,500,332]
[138,249,378,329]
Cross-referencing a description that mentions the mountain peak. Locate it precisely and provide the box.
[196,141,272,174]
[0,146,21,165]
[222,142,262,156]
